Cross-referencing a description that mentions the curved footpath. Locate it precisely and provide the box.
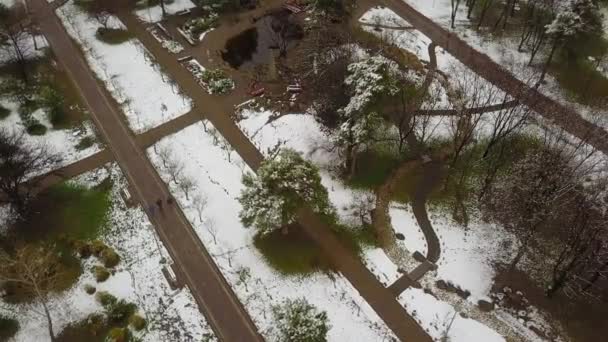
[409,160,442,263]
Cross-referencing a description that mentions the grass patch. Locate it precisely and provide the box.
[21,180,112,242]
[346,134,541,208]
[0,104,10,119]
[76,136,95,150]
[253,223,376,275]
[57,314,111,342]
[95,28,134,45]
[0,315,19,341]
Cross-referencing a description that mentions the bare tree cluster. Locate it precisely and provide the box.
[0,129,60,218]
[0,2,33,81]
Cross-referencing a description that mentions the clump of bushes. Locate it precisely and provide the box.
[96,291,117,306]
[75,239,120,268]
[93,265,110,282]
[128,314,146,331]
[200,69,234,94]
[184,13,219,39]
[84,284,97,295]
[105,327,132,342]
[84,313,107,336]
[100,248,120,268]
[106,299,137,324]
[39,85,66,127]
[0,104,10,119]
[76,136,95,150]
[0,315,19,341]
[26,122,47,135]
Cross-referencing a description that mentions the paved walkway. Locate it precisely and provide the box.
[379,0,608,155]
[28,1,263,340]
[27,108,203,194]
[118,10,432,342]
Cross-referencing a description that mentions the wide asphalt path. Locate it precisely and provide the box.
[28,0,263,340]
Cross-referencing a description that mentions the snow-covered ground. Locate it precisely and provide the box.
[0,165,213,341]
[400,0,608,127]
[135,0,197,23]
[236,109,564,341]
[0,97,100,171]
[146,121,396,341]
[57,1,192,133]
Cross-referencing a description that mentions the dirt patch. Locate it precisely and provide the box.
[221,8,303,69]
[493,268,608,342]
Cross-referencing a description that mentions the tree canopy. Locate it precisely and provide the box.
[238,149,335,235]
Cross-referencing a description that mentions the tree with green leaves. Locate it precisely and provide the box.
[272,298,330,342]
[238,149,335,235]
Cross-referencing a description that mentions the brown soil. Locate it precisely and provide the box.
[493,268,608,342]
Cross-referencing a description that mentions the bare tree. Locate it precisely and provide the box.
[177,174,196,200]
[0,129,61,218]
[192,193,208,223]
[0,244,68,342]
[546,187,608,299]
[450,0,462,28]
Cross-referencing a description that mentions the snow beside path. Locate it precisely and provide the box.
[402,0,608,127]
[135,0,197,23]
[0,165,214,342]
[57,2,192,133]
[237,109,508,341]
[400,288,505,342]
[147,121,396,341]
[0,97,100,172]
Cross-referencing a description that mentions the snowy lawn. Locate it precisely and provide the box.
[146,121,395,341]
[401,0,608,127]
[0,97,100,172]
[0,165,213,342]
[57,1,192,133]
[135,0,197,23]
[236,109,560,341]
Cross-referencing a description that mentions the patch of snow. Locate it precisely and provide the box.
[0,34,49,65]
[403,0,608,127]
[1,165,214,341]
[57,2,192,133]
[147,121,396,341]
[0,97,100,172]
[135,0,197,23]
[399,288,505,342]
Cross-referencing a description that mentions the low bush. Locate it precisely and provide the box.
[128,314,146,331]
[106,299,137,324]
[76,136,95,150]
[100,248,120,268]
[26,122,47,135]
[105,327,132,342]
[84,284,96,295]
[93,265,110,282]
[184,13,219,38]
[0,315,19,341]
[200,69,234,94]
[0,104,10,119]
[95,28,133,45]
[96,291,117,307]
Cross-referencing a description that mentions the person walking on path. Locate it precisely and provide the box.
[156,198,163,210]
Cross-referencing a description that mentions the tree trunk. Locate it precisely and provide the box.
[41,301,56,342]
[160,0,166,17]
[538,37,559,86]
[509,244,526,271]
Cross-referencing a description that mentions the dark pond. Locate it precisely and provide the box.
[221,8,303,69]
